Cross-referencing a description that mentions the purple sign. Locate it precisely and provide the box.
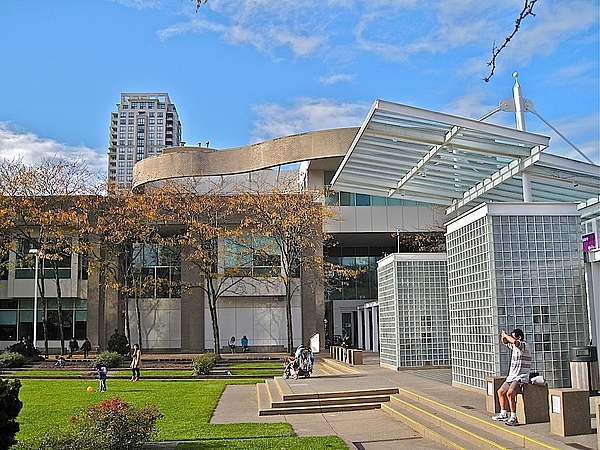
[582,233,596,253]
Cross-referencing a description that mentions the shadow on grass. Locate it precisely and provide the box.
[175,435,348,449]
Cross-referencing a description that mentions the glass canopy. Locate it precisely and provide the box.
[330,100,600,216]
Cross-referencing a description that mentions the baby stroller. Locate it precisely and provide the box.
[283,345,314,379]
[283,355,297,379]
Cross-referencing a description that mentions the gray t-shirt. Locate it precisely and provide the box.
[506,340,531,383]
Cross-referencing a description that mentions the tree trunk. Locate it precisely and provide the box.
[124,293,131,344]
[53,261,65,354]
[39,261,49,358]
[206,275,221,354]
[42,300,49,358]
[209,298,220,354]
[286,279,293,354]
[134,284,142,350]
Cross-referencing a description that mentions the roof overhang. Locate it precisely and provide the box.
[330,100,600,216]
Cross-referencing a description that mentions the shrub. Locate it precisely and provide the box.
[0,352,25,369]
[0,378,22,450]
[107,329,130,356]
[18,398,163,450]
[5,342,41,360]
[93,351,124,369]
[191,352,220,375]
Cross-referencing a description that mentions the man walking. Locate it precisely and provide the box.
[491,328,531,426]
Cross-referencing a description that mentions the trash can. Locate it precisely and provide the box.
[569,346,599,393]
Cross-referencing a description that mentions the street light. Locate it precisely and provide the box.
[28,248,39,348]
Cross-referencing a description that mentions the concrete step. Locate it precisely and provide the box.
[259,379,395,416]
[385,394,518,450]
[281,387,398,401]
[386,388,571,450]
[271,394,392,409]
[260,401,382,416]
[319,357,361,375]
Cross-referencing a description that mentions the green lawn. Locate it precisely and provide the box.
[14,378,347,449]
[3,365,283,377]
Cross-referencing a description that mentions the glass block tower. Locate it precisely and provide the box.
[108,93,182,191]
[378,253,450,369]
[446,202,588,390]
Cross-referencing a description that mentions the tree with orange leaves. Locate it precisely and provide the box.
[0,157,100,356]
[234,176,336,353]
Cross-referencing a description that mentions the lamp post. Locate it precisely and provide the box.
[28,248,39,348]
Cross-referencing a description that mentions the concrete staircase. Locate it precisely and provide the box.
[258,377,398,416]
[259,356,580,449]
[382,388,574,450]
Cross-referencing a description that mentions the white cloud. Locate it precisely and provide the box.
[250,98,370,142]
[318,73,355,85]
[443,88,503,122]
[156,0,597,68]
[110,0,163,9]
[0,123,107,176]
[547,61,599,86]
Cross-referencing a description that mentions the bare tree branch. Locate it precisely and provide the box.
[484,0,539,82]
[192,0,208,12]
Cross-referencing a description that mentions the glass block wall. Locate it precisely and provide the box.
[446,203,588,390]
[378,253,449,369]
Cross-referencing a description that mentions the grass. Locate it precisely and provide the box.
[175,436,348,449]
[3,365,283,377]
[225,361,283,369]
[14,378,347,449]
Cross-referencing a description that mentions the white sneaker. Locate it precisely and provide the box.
[491,413,508,421]
[505,416,519,426]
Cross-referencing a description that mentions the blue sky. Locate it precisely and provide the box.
[0,0,598,176]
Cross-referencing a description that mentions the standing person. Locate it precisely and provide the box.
[68,337,79,359]
[241,335,249,352]
[130,344,141,381]
[229,336,236,353]
[97,364,108,392]
[81,337,92,359]
[491,328,531,426]
[341,332,350,362]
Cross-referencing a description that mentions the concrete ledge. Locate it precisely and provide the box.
[516,383,549,424]
[549,388,592,437]
[329,346,363,365]
[485,376,506,413]
[222,345,285,354]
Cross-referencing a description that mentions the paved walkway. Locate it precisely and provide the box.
[145,352,598,449]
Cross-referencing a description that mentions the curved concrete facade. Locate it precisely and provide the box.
[132,127,359,189]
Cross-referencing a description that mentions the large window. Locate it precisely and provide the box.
[325,244,394,301]
[0,298,87,341]
[133,244,181,298]
[14,239,72,279]
[224,235,281,277]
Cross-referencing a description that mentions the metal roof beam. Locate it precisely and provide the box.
[445,148,545,214]
[374,100,551,146]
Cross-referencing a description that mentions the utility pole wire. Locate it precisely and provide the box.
[484,0,539,82]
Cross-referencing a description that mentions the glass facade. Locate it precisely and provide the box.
[224,235,281,277]
[378,254,449,368]
[447,204,588,389]
[0,298,87,341]
[133,243,181,298]
[324,171,420,207]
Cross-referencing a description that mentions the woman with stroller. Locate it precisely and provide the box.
[284,344,314,379]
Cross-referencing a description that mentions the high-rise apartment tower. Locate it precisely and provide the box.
[108,93,182,191]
